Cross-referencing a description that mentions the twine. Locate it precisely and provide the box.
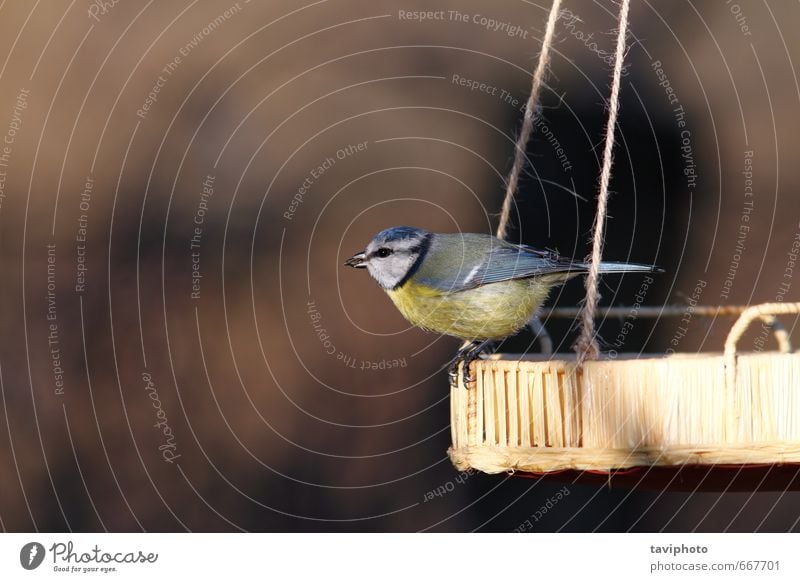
[574,0,632,363]
[495,0,563,241]
[546,304,790,319]
[539,304,793,355]
[724,302,800,390]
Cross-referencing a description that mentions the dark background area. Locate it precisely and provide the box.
[0,0,798,532]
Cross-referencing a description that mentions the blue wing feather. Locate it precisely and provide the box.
[471,244,581,287]
[413,233,654,293]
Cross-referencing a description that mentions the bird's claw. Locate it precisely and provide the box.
[461,361,475,388]
[448,340,494,389]
[447,344,471,387]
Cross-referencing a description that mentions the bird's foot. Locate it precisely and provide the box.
[448,342,476,386]
[448,340,494,388]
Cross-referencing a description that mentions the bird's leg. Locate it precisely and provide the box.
[527,315,553,355]
[448,341,477,386]
[448,340,496,388]
[462,340,494,387]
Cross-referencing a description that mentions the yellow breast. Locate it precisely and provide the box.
[386,278,551,340]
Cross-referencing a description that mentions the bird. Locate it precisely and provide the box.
[344,226,657,386]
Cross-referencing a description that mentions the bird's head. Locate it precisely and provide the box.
[344,226,431,289]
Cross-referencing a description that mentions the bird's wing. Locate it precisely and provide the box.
[473,244,656,285]
[469,244,584,288]
[414,235,584,293]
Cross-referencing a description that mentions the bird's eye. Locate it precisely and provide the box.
[376,248,393,258]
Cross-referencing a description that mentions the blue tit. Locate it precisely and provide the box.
[345,226,656,384]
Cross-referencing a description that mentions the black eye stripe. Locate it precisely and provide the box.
[391,232,432,290]
[370,243,422,260]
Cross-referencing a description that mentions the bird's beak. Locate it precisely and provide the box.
[344,251,367,268]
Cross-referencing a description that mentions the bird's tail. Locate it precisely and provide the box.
[595,261,661,274]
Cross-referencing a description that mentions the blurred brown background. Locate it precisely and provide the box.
[0,0,798,532]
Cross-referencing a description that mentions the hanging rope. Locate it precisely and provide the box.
[496,0,563,241]
[574,0,632,363]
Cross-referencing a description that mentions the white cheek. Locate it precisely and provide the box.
[365,261,389,286]
[365,262,379,279]
[365,258,408,289]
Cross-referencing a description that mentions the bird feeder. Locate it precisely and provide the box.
[449,303,800,489]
